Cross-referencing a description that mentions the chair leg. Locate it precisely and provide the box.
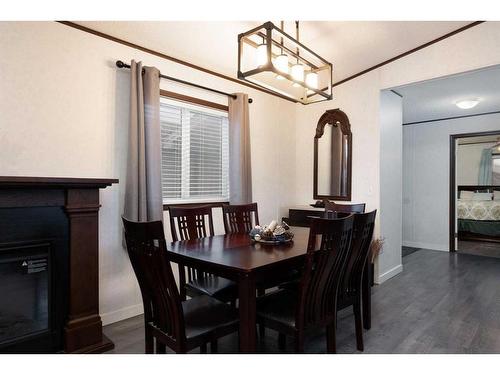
[211,339,218,353]
[326,322,337,354]
[178,264,187,301]
[354,294,364,351]
[156,341,166,354]
[257,288,265,337]
[294,332,304,353]
[200,343,207,353]
[145,328,154,354]
[278,333,286,351]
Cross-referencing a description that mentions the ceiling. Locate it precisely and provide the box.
[76,21,471,84]
[396,64,500,124]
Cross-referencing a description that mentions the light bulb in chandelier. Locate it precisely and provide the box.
[305,72,318,89]
[291,64,304,82]
[273,54,289,74]
[256,43,268,66]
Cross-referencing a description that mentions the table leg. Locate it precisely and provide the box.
[238,273,256,353]
[362,260,372,330]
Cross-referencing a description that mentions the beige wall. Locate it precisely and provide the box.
[0,21,297,324]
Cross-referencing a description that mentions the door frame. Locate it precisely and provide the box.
[449,130,500,252]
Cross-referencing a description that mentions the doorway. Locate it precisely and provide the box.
[450,130,500,255]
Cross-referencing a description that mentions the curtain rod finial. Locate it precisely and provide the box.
[248,98,253,103]
[116,60,125,68]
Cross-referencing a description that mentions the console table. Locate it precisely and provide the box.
[284,205,325,227]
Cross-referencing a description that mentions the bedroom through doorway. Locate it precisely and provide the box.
[451,131,500,258]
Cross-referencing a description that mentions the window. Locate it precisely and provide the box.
[160,97,229,203]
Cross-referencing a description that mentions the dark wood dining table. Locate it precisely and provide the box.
[167,226,372,353]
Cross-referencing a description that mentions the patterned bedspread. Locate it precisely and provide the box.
[457,200,500,221]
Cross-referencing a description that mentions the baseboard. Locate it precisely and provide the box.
[403,240,448,252]
[377,264,403,284]
[101,303,144,326]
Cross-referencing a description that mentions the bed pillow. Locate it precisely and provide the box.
[494,191,500,201]
[460,191,474,200]
[472,192,493,201]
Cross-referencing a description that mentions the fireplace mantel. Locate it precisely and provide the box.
[0,176,117,189]
[0,176,118,353]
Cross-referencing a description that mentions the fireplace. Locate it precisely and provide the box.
[0,177,117,353]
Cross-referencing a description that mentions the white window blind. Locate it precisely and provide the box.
[160,98,229,203]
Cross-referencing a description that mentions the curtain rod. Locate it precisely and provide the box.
[116,60,252,103]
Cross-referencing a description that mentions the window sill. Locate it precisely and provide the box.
[163,199,229,210]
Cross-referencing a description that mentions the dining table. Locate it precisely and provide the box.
[167,226,372,353]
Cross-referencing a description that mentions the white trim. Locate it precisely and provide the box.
[163,197,229,205]
[403,240,448,252]
[376,264,403,284]
[101,303,144,326]
[161,97,228,117]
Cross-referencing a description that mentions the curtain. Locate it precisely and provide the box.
[479,148,493,185]
[123,60,163,222]
[228,93,252,204]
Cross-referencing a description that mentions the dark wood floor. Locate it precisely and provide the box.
[104,249,500,354]
[458,240,500,258]
[402,246,420,257]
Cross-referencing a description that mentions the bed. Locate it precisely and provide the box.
[457,186,500,241]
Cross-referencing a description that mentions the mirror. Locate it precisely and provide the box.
[313,109,352,201]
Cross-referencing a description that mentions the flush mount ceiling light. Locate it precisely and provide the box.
[238,21,333,105]
[455,99,480,109]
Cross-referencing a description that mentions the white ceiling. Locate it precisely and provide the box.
[395,64,500,124]
[76,21,470,83]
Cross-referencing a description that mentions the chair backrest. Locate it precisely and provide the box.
[122,217,185,346]
[324,201,366,218]
[168,205,215,241]
[222,203,259,234]
[341,210,377,295]
[296,215,354,328]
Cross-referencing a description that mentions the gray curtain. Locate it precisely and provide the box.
[479,148,493,185]
[228,93,252,204]
[123,60,163,222]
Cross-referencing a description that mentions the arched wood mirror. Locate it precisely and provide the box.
[313,109,352,201]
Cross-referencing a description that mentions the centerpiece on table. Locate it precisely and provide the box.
[249,220,294,244]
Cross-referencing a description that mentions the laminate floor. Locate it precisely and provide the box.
[402,246,420,257]
[458,240,500,259]
[103,249,500,354]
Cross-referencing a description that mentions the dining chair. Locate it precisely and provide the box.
[337,210,377,351]
[222,203,259,234]
[168,205,215,242]
[324,201,366,218]
[168,205,237,303]
[122,217,239,354]
[256,215,354,353]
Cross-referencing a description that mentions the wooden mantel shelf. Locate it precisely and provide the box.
[0,176,118,189]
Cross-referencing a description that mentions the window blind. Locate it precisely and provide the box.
[160,98,229,203]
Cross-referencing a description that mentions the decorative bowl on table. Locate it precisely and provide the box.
[249,220,294,244]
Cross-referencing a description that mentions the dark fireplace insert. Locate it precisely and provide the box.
[0,205,69,353]
[0,241,51,349]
